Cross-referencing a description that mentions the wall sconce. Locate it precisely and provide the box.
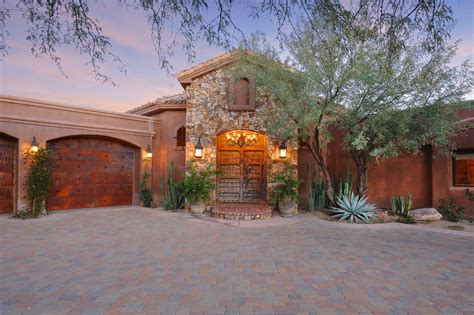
[195,137,203,158]
[279,142,287,159]
[31,136,39,153]
[145,145,153,160]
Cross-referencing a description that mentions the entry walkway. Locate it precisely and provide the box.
[0,207,473,314]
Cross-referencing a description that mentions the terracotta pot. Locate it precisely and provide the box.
[189,200,206,216]
[279,199,297,218]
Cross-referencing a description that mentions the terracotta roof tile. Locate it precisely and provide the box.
[127,93,187,114]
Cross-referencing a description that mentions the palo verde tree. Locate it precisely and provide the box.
[0,0,456,84]
[232,0,471,204]
[298,11,473,195]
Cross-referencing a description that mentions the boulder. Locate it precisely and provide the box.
[408,208,443,221]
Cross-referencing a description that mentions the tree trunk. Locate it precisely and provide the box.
[351,149,369,195]
[308,130,336,206]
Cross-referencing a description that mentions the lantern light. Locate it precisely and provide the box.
[279,142,287,159]
[195,137,203,158]
[145,145,153,159]
[31,136,39,153]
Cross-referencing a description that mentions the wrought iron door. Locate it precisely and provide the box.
[217,131,266,202]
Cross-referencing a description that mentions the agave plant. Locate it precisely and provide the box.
[330,193,376,223]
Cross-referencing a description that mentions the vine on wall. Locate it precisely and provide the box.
[17,146,54,218]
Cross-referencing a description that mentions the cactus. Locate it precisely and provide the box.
[337,166,353,201]
[159,161,183,210]
[406,193,412,212]
[307,162,326,211]
[391,196,397,213]
[391,193,413,217]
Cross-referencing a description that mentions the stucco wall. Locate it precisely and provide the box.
[432,109,474,215]
[148,110,186,204]
[184,69,298,204]
[0,96,157,212]
[299,110,474,215]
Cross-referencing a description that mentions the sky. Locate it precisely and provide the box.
[0,0,473,113]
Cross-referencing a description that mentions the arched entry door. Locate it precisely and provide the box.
[216,130,267,202]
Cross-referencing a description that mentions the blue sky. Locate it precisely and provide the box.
[0,0,472,112]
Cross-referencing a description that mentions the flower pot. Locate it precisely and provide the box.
[189,200,206,217]
[279,199,297,218]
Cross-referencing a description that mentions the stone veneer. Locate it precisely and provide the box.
[185,68,298,205]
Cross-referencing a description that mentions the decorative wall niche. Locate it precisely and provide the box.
[227,77,256,111]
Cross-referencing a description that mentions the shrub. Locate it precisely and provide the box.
[330,193,376,223]
[181,160,217,204]
[139,170,153,208]
[271,161,299,205]
[16,146,54,218]
[438,197,464,222]
[159,161,183,210]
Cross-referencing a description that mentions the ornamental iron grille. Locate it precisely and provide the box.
[217,130,267,202]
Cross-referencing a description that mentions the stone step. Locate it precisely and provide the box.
[211,204,273,220]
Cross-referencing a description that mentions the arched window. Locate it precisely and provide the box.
[227,77,255,111]
[176,126,186,147]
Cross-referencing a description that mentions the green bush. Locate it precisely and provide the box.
[180,160,217,204]
[271,161,299,205]
[16,146,54,218]
[438,197,464,222]
[139,170,153,208]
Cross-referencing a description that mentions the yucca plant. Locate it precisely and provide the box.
[330,193,376,223]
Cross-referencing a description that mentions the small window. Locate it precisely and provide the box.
[453,150,474,186]
[227,77,255,111]
[176,127,186,147]
[234,78,250,106]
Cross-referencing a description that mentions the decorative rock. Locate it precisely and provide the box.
[408,208,443,221]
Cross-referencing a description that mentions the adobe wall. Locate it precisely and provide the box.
[299,109,474,215]
[432,108,474,216]
[300,132,433,209]
[0,96,157,212]
[148,110,186,203]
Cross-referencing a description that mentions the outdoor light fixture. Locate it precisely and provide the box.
[145,145,153,160]
[225,131,257,147]
[31,136,39,153]
[195,137,203,158]
[279,142,287,159]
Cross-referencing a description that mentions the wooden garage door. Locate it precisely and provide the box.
[0,134,16,214]
[47,137,135,210]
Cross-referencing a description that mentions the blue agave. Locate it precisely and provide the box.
[330,193,376,223]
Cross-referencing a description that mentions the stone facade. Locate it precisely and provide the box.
[184,68,298,205]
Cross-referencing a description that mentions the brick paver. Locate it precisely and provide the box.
[0,207,473,314]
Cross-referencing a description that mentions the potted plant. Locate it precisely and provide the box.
[181,160,216,216]
[271,161,300,217]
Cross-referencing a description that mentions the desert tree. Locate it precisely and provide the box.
[233,0,471,203]
[0,0,456,84]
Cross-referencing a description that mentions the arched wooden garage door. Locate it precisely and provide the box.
[0,133,17,214]
[47,136,137,210]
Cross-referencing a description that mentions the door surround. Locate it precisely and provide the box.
[216,130,268,203]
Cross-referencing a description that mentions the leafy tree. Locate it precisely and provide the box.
[232,0,471,203]
[0,0,455,84]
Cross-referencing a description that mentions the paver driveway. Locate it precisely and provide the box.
[0,207,473,315]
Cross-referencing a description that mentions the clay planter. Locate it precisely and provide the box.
[189,200,206,217]
[279,199,297,218]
